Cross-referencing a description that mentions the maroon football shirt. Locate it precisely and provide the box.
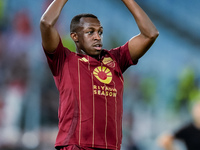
[44,39,135,150]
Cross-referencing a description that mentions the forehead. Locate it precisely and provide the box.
[79,17,102,29]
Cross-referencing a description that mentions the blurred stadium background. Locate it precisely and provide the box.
[0,0,200,150]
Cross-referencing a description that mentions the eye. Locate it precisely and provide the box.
[98,31,103,35]
[87,31,93,35]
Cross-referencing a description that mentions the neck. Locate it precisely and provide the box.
[76,48,86,55]
[76,49,102,60]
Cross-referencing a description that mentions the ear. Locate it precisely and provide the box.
[70,32,79,43]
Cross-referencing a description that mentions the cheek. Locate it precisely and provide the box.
[83,38,93,47]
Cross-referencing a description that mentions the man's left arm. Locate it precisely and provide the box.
[122,0,159,62]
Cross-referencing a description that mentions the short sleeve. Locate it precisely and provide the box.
[109,42,137,73]
[43,38,71,76]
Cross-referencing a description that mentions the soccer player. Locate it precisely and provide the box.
[40,0,159,150]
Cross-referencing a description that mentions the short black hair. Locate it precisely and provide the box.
[70,13,98,33]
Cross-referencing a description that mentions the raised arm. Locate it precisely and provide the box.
[40,0,68,53]
[122,0,159,62]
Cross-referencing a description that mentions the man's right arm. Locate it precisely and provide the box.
[40,0,68,53]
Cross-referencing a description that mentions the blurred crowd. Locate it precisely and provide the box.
[0,1,60,149]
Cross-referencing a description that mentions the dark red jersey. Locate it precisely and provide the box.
[44,39,135,150]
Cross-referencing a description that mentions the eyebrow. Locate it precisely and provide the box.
[86,26,103,30]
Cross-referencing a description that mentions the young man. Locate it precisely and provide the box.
[40,0,159,150]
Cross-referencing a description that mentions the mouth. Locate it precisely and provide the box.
[93,43,102,50]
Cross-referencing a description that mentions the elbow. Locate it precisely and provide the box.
[40,17,54,30]
[149,30,159,40]
[154,30,159,38]
[142,29,159,42]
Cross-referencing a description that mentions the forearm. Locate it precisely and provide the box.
[40,0,68,52]
[122,0,159,38]
[40,0,68,27]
